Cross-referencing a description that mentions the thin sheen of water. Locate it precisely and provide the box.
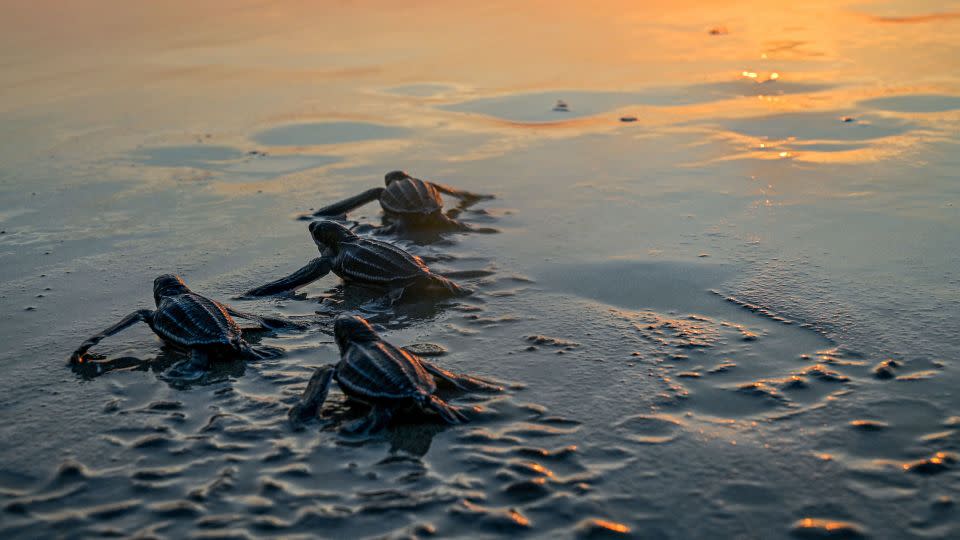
[1,1,958,538]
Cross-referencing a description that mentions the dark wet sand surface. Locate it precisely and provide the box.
[1,1,959,538]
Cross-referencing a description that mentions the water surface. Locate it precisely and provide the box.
[1,1,958,538]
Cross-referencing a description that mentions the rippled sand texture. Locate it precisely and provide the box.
[1,0,959,538]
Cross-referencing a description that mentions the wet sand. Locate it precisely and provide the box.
[1,1,959,538]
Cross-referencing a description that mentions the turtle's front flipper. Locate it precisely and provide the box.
[342,405,394,434]
[431,182,494,208]
[288,365,335,428]
[311,187,384,218]
[69,309,155,364]
[419,359,503,392]
[243,257,333,297]
[224,306,305,331]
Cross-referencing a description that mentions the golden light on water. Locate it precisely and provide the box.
[508,509,531,527]
[0,2,957,539]
[792,518,866,536]
[590,519,631,534]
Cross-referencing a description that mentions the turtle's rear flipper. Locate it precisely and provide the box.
[226,306,305,331]
[432,183,494,208]
[419,359,503,392]
[423,274,472,298]
[425,394,469,424]
[439,269,495,279]
[392,275,470,304]
[436,213,497,235]
[245,345,284,360]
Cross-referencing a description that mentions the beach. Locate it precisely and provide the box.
[1,1,958,537]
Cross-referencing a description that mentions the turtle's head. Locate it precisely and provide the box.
[384,170,411,186]
[308,220,356,254]
[333,314,380,351]
[153,274,190,304]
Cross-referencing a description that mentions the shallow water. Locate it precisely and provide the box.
[1,0,959,538]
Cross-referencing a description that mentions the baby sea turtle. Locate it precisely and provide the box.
[306,170,493,234]
[243,220,469,300]
[288,314,501,433]
[70,274,298,366]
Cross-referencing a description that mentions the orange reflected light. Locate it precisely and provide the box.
[796,518,858,532]
[593,520,631,534]
[508,509,530,527]
[526,462,554,477]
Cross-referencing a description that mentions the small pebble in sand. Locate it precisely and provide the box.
[933,495,953,509]
[790,518,866,539]
[903,451,957,475]
[412,523,437,536]
[873,358,900,379]
[849,419,888,431]
[403,343,448,357]
[526,335,579,347]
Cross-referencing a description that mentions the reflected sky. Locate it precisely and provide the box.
[253,122,411,146]
[1,2,959,539]
[859,94,960,113]
[0,0,957,171]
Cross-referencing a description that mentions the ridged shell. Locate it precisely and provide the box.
[380,177,442,215]
[336,341,435,401]
[332,237,432,286]
[152,294,242,348]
